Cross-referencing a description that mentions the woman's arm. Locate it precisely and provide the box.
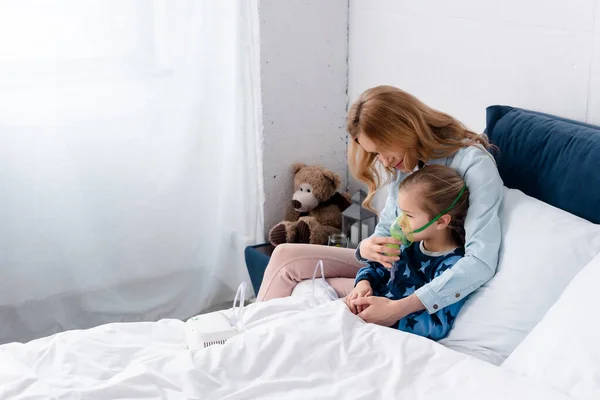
[350,294,424,326]
[355,174,405,264]
[415,148,503,314]
[371,179,402,237]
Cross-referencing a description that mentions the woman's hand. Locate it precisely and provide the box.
[358,236,402,268]
[352,295,425,327]
[345,280,372,314]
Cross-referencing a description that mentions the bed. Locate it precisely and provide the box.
[2,106,600,399]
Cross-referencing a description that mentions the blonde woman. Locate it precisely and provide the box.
[257,85,503,326]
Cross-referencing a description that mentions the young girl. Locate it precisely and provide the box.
[346,165,469,340]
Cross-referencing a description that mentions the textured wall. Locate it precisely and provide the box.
[259,0,349,237]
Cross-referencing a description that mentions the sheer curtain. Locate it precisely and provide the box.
[0,0,263,343]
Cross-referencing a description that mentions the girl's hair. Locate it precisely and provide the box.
[347,85,491,212]
[399,165,469,247]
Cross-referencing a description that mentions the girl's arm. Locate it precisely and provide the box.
[355,263,391,288]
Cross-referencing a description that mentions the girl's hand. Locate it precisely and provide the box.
[352,295,425,327]
[352,296,402,327]
[345,280,373,314]
[358,236,401,268]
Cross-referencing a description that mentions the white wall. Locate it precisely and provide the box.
[259,0,349,237]
[348,0,600,134]
[590,4,600,125]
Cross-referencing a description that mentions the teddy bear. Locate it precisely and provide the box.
[269,163,351,246]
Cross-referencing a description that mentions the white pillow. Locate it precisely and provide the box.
[440,188,600,364]
[502,253,600,399]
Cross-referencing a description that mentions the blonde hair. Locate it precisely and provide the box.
[399,165,469,247]
[347,85,491,212]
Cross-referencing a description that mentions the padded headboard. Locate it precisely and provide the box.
[486,106,600,224]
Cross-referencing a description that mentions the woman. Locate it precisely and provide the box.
[257,85,503,326]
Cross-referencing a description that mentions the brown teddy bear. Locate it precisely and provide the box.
[269,163,351,246]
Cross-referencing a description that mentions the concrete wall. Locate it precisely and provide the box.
[259,0,349,237]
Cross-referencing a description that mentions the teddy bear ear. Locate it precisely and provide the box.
[291,163,307,175]
[322,169,341,188]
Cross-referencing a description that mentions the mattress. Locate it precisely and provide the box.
[0,295,572,399]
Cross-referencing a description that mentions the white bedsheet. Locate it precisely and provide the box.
[0,296,573,400]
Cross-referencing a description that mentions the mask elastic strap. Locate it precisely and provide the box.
[410,184,467,234]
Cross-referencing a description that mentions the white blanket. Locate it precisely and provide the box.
[0,296,572,399]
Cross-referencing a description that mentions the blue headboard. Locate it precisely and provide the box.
[486,105,600,224]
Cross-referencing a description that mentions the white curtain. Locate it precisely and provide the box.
[0,0,264,343]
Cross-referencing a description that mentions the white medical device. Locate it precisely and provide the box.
[185,281,248,350]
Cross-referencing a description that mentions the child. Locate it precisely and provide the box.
[346,165,469,340]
